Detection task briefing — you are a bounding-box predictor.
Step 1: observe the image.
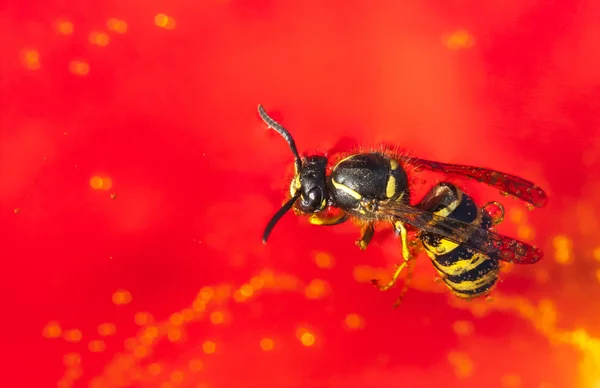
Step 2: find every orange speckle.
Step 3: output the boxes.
[98,323,116,336]
[148,363,162,376]
[169,312,183,326]
[14,208,20,214]
[199,286,214,301]
[502,374,522,388]
[64,329,83,343]
[22,49,40,70]
[155,14,176,29]
[595,268,600,284]
[89,31,110,46]
[260,337,275,351]
[553,235,573,264]
[133,345,147,358]
[167,327,182,342]
[181,308,195,322]
[448,352,473,379]
[144,325,159,339]
[305,279,328,300]
[171,371,184,383]
[344,313,364,330]
[352,265,376,283]
[250,276,264,290]
[593,247,600,262]
[88,339,106,352]
[259,269,275,287]
[107,18,128,33]
[314,252,335,268]
[517,225,535,241]
[63,352,81,367]
[56,20,74,35]
[509,207,526,224]
[69,60,90,76]
[300,332,315,347]
[57,378,72,388]
[192,299,206,312]
[189,359,203,372]
[209,311,225,325]
[452,320,474,336]
[112,289,132,305]
[202,340,216,354]
[43,321,62,338]
[134,311,152,325]
[240,284,254,297]
[445,29,475,50]
[90,176,103,189]
[66,367,83,380]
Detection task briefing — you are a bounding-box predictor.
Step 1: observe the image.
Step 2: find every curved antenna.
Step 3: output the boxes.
[257,104,302,173]
[262,193,301,244]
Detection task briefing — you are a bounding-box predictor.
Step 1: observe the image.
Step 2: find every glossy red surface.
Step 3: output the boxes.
[2,1,600,387]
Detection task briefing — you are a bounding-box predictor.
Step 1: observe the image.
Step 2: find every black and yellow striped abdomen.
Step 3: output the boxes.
[418,182,500,299]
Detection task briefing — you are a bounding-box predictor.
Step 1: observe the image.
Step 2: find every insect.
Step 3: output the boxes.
[257,104,547,305]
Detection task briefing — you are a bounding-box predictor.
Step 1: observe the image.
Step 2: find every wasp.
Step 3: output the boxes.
[257,104,547,305]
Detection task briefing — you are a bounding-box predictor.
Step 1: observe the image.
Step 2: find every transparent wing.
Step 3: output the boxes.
[376,200,543,264]
[409,158,548,208]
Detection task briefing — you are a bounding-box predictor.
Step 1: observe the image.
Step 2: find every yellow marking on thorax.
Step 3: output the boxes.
[386,175,396,198]
[430,252,488,276]
[334,154,358,167]
[331,178,362,200]
[390,159,399,170]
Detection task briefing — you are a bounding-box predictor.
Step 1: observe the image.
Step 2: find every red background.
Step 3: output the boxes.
[2,0,600,387]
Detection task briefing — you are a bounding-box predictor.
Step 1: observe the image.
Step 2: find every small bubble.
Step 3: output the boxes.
[260,338,275,351]
[110,193,117,199]
[434,276,443,283]
[499,191,509,197]
[483,201,505,226]
[526,203,535,211]
[13,208,20,214]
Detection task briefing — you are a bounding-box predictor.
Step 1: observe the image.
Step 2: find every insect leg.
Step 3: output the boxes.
[371,222,412,291]
[392,262,414,308]
[355,222,375,250]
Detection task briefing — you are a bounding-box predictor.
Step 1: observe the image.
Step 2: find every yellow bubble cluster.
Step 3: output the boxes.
[107,18,128,33]
[553,235,574,264]
[154,14,176,30]
[112,289,132,305]
[22,49,40,70]
[444,29,475,50]
[45,261,600,388]
[448,351,473,379]
[89,31,110,46]
[69,60,90,76]
[55,20,74,35]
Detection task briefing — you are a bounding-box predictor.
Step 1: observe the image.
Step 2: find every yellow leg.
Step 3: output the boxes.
[372,222,413,294]
[355,223,375,251]
[392,263,414,308]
